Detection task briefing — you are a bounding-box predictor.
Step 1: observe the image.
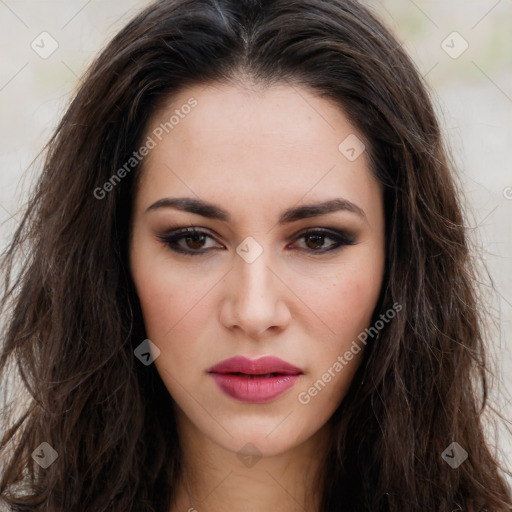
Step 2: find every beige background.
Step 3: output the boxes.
[1,0,511,480]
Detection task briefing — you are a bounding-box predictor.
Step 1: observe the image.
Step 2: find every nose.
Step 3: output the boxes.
[219,244,292,339]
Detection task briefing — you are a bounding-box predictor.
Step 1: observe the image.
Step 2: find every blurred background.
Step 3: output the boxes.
[0,0,511,481]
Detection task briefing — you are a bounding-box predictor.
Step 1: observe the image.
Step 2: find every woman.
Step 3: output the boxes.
[1,0,511,510]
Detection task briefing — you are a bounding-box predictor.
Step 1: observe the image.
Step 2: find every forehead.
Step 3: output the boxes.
[135,82,379,220]
[147,81,360,159]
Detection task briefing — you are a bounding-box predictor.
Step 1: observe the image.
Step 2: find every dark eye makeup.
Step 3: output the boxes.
[156,226,357,256]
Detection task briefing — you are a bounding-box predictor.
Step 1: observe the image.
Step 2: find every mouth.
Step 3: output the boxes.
[207,356,303,403]
[210,370,301,378]
[207,355,303,376]
[215,372,293,378]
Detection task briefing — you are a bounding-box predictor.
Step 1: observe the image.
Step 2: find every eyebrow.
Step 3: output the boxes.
[144,196,366,224]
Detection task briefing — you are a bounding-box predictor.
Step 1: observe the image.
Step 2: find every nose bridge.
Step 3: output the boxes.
[227,238,287,335]
[235,240,274,305]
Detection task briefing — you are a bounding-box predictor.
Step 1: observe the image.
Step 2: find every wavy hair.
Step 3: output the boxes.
[1,0,511,510]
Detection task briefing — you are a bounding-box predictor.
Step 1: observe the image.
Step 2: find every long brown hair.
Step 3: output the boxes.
[1,0,511,510]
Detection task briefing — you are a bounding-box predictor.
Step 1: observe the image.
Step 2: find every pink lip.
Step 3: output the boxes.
[207,356,303,403]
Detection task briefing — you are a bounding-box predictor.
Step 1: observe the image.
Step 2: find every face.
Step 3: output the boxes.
[129,82,385,457]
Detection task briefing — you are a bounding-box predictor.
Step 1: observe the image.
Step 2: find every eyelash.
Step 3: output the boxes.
[157,226,356,256]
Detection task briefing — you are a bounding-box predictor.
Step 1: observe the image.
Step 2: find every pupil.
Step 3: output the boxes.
[306,234,323,249]
[187,234,205,249]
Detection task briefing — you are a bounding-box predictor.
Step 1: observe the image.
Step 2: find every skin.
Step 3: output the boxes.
[128,81,385,512]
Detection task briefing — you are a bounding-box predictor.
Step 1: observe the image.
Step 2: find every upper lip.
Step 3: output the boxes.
[208,356,303,375]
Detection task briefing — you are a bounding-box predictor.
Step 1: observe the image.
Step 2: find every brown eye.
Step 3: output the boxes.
[184,232,207,250]
[304,233,326,250]
[157,227,222,256]
[293,229,356,253]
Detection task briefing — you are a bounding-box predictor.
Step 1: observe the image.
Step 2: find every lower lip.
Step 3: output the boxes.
[209,373,301,403]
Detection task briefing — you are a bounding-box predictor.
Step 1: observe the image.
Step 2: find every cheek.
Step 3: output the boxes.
[292,250,384,341]
[132,267,212,398]
[132,265,213,350]
[339,269,383,328]
[292,249,384,399]
[129,240,210,353]
[295,274,382,413]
